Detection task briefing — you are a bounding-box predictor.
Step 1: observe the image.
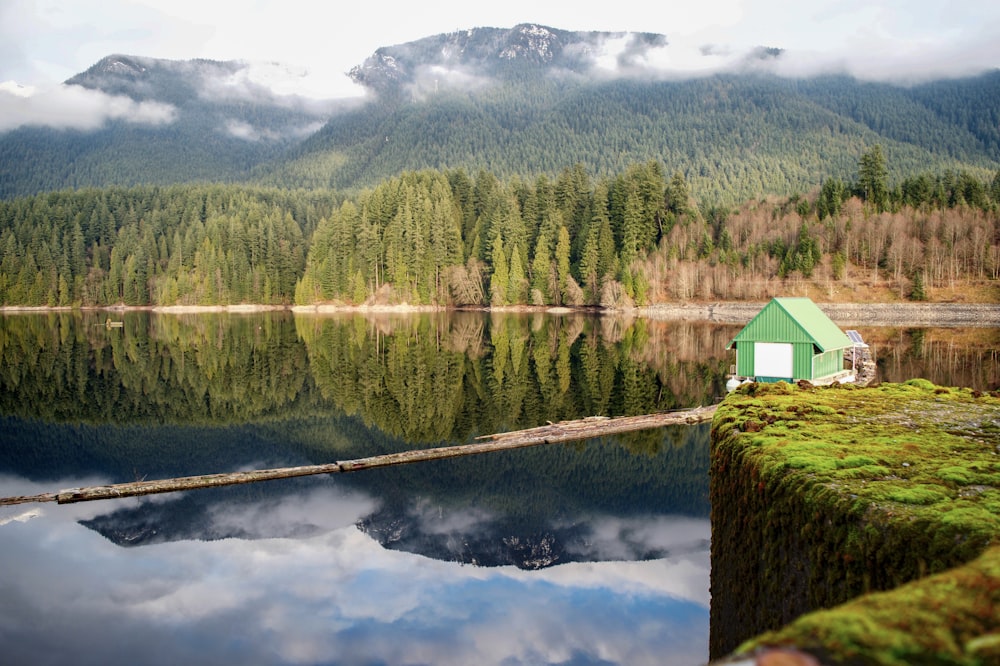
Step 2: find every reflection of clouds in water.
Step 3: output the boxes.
[568,514,711,560]
[399,499,709,553]
[0,479,708,665]
[539,557,711,608]
[0,506,42,526]
[407,496,496,535]
[204,485,378,537]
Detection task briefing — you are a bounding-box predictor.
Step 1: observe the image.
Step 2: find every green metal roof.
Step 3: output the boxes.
[727,297,852,352]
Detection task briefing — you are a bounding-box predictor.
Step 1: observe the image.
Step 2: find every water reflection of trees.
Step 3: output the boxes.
[867,327,1000,391]
[0,311,314,423]
[295,311,735,441]
[1,313,996,438]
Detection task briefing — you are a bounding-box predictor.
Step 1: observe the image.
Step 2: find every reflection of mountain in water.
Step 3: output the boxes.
[357,503,581,569]
[82,493,710,571]
[80,488,321,546]
[357,503,710,570]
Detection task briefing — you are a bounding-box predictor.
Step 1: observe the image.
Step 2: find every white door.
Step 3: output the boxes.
[754,342,793,378]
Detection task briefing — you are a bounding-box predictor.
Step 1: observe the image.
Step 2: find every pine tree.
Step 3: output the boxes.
[555,225,571,306]
[531,228,553,304]
[578,221,600,303]
[858,144,889,213]
[490,232,509,306]
[910,270,927,301]
[818,178,846,219]
[508,244,527,304]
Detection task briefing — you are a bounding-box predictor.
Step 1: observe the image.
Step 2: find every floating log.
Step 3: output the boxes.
[0,405,717,506]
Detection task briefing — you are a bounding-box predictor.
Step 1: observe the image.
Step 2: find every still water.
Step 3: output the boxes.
[0,311,997,666]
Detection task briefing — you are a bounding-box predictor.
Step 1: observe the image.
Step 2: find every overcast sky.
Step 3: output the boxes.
[0,0,998,131]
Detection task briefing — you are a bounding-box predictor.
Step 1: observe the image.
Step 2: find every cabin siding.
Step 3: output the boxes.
[812,349,843,380]
[792,344,814,380]
[735,345,754,378]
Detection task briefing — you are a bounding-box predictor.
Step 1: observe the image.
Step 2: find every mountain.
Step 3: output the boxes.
[263,24,1000,201]
[2,24,999,202]
[346,24,672,93]
[0,54,342,198]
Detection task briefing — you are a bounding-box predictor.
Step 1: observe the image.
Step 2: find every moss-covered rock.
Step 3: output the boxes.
[710,380,1000,661]
[738,545,1000,665]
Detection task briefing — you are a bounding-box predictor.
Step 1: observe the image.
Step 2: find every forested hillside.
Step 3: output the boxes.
[264,72,1000,204]
[1,156,997,308]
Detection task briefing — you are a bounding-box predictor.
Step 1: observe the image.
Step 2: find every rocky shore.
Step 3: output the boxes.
[2,301,998,327]
[641,301,1000,327]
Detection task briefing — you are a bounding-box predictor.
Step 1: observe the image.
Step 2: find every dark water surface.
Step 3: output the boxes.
[0,311,996,665]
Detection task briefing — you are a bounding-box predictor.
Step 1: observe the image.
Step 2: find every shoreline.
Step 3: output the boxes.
[639,301,1000,327]
[1,301,997,326]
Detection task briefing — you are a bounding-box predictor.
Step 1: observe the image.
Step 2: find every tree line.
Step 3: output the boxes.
[0,185,339,306]
[1,153,999,308]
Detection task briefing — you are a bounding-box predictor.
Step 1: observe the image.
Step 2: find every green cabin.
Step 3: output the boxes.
[727,297,853,384]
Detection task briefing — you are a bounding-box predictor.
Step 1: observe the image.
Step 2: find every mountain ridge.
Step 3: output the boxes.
[347,23,676,93]
[1,24,998,201]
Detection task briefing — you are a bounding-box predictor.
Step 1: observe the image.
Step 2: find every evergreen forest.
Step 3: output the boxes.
[1,152,999,308]
[264,73,1000,204]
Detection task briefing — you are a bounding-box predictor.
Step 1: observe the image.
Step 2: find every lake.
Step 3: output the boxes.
[1,310,997,666]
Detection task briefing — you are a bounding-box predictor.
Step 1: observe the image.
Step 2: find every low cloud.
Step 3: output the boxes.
[197,60,367,111]
[768,30,1000,83]
[223,119,282,142]
[560,29,999,84]
[546,33,757,83]
[0,81,176,132]
[224,117,326,142]
[405,63,492,100]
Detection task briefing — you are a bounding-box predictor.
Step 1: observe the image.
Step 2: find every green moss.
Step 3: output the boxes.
[835,464,891,479]
[715,382,1000,531]
[784,455,838,472]
[904,378,937,391]
[939,507,1000,533]
[939,466,975,485]
[887,484,950,505]
[839,455,878,468]
[710,381,1000,660]
[738,546,1000,666]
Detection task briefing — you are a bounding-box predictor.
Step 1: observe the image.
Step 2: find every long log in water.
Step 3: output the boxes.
[0,405,717,506]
